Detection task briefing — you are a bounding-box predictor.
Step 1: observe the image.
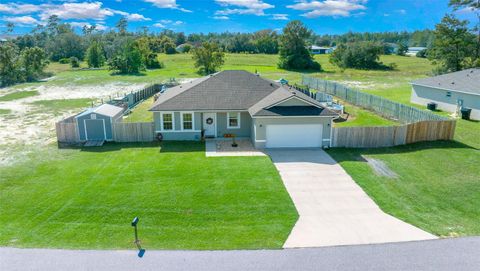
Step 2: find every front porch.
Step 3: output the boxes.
[205,138,266,157]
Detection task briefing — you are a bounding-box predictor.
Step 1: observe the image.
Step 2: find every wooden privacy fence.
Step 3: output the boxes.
[332,120,456,148]
[112,122,155,142]
[55,116,79,143]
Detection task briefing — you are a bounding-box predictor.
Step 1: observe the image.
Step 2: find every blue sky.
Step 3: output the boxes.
[0,0,474,35]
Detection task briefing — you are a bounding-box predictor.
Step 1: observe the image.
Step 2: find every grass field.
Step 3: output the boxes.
[1,53,479,249]
[0,91,39,101]
[0,141,297,249]
[327,119,480,237]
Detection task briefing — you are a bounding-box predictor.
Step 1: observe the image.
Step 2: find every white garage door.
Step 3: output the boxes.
[266,124,323,148]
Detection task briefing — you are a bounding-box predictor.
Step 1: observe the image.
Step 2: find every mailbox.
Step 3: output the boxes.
[131,217,139,227]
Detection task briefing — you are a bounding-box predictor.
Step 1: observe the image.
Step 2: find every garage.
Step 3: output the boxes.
[266,124,323,148]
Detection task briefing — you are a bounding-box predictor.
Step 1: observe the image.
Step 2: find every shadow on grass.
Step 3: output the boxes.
[328,140,478,163]
[58,141,205,153]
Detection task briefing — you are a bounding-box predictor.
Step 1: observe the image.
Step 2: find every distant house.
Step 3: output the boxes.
[411,69,480,120]
[310,45,334,55]
[407,47,427,56]
[149,70,338,148]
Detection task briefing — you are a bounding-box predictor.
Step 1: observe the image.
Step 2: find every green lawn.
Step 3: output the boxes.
[124,97,154,122]
[0,91,39,101]
[0,141,297,249]
[327,119,480,237]
[333,102,398,127]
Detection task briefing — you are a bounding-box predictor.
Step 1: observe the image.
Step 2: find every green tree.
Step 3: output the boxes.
[86,41,106,68]
[134,37,161,69]
[429,15,477,72]
[108,41,144,74]
[116,17,128,35]
[329,42,385,70]
[450,0,480,59]
[70,56,80,68]
[21,47,48,81]
[278,20,321,70]
[396,43,408,56]
[252,30,278,54]
[192,42,225,75]
[0,43,21,86]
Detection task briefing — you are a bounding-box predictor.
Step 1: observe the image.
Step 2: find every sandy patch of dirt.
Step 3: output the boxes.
[0,82,147,167]
[362,155,398,179]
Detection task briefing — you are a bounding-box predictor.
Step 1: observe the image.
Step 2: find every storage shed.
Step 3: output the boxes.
[75,104,124,141]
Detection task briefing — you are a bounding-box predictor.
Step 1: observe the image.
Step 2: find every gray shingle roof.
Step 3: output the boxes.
[411,68,480,95]
[254,106,335,117]
[76,104,124,118]
[150,70,280,111]
[150,70,337,118]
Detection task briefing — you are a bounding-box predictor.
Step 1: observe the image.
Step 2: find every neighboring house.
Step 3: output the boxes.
[76,104,124,141]
[149,70,338,148]
[411,68,480,120]
[310,45,334,55]
[406,47,427,56]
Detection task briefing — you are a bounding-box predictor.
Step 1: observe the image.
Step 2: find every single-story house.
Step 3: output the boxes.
[406,47,427,56]
[149,70,338,148]
[76,103,124,141]
[411,68,480,120]
[310,45,334,55]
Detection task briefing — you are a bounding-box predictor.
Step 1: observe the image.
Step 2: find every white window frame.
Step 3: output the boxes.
[160,112,175,131]
[181,111,194,131]
[227,112,241,129]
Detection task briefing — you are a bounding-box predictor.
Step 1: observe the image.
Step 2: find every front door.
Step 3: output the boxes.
[203,113,216,138]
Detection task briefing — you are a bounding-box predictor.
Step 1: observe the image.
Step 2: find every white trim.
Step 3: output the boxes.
[180,111,194,131]
[151,109,248,113]
[215,113,218,137]
[155,130,201,133]
[266,95,322,109]
[227,112,241,129]
[322,139,331,141]
[160,112,175,131]
[255,139,266,142]
[84,118,106,141]
[411,83,480,97]
[329,119,333,147]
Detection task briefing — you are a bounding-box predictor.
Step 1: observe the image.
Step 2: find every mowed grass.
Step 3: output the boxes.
[30,98,93,115]
[0,91,39,101]
[327,119,480,236]
[0,141,298,249]
[333,102,398,127]
[124,97,154,122]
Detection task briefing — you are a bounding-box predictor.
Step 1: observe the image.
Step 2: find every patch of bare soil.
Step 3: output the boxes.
[0,82,147,167]
[362,155,398,179]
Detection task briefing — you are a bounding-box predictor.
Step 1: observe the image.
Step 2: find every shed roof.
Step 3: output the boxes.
[411,68,480,96]
[77,104,124,118]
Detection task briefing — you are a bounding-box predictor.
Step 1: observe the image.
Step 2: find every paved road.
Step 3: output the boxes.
[267,149,436,248]
[1,238,479,271]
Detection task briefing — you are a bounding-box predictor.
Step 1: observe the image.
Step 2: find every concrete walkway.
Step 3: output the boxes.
[267,149,436,248]
[1,237,479,271]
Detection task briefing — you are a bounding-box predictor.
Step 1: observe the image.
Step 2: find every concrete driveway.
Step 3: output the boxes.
[267,149,436,248]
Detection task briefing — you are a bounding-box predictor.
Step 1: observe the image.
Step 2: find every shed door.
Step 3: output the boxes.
[85,119,106,140]
[266,124,322,148]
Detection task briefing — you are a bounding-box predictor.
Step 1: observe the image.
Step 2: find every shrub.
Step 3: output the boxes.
[70,57,80,68]
[329,42,386,70]
[59,58,70,64]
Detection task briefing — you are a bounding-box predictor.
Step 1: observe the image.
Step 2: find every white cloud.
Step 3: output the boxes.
[153,20,184,28]
[0,3,41,15]
[70,22,108,31]
[215,0,274,16]
[126,13,151,21]
[2,16,39,25]
[39,2,115,21]
[153,23,166,28]
[213,16,230,20]
[396,9,406,15]
[143,0,191,12]
[271,14,289,20]
[287,0,367,18]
